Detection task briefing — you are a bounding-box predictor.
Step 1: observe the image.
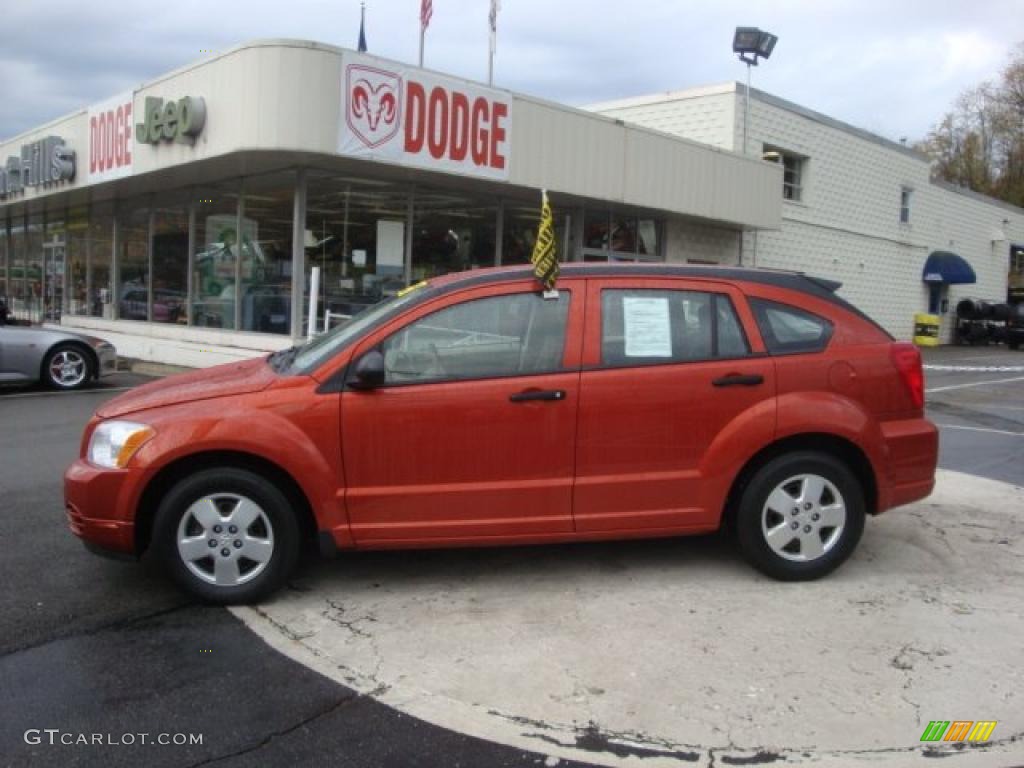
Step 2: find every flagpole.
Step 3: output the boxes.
[418,25,424,67]
[488,0,498,86]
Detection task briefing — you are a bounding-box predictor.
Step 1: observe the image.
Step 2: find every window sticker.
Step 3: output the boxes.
[623,296,672,357]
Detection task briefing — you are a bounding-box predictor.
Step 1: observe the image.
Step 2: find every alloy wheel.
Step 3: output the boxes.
[176,493,275,586]
[760,473,846,562]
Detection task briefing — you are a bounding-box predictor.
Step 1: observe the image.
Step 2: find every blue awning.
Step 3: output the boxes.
[922,251,976,284]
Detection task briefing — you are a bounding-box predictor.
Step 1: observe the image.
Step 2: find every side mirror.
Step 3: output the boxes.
[350,350,386,390]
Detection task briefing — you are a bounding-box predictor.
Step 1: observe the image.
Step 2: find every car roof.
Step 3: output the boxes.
[426,263,886,336]
[431,262,838,291]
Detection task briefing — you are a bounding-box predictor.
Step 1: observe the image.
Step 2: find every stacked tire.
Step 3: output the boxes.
[957,298,1023,349]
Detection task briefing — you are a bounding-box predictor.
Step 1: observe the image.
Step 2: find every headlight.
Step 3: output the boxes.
[87,421,155,469]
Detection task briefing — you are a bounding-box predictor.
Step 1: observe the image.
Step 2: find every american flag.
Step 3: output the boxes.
[420,0,433,30]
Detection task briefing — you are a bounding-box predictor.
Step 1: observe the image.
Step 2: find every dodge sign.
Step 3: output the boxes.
[339,53,511,181]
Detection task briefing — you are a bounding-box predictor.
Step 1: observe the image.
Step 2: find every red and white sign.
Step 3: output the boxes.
[339,54,511,182]
[88,92,134,182]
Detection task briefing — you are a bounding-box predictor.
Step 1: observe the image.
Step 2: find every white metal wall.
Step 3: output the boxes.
[595,84,1024,341]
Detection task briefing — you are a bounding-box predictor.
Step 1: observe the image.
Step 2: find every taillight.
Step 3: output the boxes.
[890,342,924,410]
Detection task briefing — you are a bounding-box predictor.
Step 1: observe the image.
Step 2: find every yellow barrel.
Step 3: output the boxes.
[913,313,940,346]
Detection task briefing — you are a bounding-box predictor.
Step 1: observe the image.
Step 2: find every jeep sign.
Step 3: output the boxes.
[338,53,511,181]
[137,96,207,146]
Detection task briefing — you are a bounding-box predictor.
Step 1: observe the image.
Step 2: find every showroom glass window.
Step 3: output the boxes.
[192,183,241,330]
[502,200,569,265]
[0,215,7,302]
[9,212,25,308]
[583,210,660,262]
[26,212,43,316]
[44,212,66,320]
[152,193,189,325]
[380,291,571,384]
[305,174,410,330]
[66,206,90,316]
[88,203,114,318]
[412,188,497,280]
[116,201,150,321]
[240,171,294,335]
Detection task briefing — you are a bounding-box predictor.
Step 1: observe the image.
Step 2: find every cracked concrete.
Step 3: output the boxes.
[233,470,1024,767]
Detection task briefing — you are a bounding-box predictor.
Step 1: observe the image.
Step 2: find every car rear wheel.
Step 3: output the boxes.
[735,451,865,581]
[153,468,300,603]
[43,344,92,390]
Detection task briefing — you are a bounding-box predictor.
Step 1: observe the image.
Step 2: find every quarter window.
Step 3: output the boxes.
[601,289,749,366]
[380,291,571,384]
[750,298,833,354]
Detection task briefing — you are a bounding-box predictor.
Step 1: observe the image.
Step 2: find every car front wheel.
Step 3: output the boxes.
[153,468,300,603]
[43,344,92,390]
[735,451,865,581]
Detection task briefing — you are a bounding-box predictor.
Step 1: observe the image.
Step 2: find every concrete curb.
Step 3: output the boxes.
[117,358,196,378]
[233,470,1024,768]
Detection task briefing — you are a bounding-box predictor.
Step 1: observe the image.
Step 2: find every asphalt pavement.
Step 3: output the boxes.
[1,347,1022,768]
[0,373,599,768]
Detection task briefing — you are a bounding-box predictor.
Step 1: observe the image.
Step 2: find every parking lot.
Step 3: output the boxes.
[1,347,1022,767]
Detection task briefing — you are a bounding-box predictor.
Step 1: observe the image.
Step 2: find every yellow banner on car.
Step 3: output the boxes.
[530,190,558,292]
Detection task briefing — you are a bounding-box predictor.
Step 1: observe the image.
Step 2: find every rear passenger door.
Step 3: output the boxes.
[573,278,776,533]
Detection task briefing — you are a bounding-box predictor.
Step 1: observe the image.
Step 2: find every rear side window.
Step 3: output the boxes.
[601,289,750,366]
[750,298,833,354]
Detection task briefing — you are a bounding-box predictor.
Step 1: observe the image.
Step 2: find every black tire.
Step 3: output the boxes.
[735,451,865,581]
[152,468,301,604]
[42,343,93,390]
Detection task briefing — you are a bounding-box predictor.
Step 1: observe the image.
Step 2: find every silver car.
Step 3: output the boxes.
[0,323,117,390]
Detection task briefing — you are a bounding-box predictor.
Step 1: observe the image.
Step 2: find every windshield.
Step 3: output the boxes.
[287,289,428,374]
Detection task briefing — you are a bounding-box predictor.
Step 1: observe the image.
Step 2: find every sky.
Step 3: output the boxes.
[0,0,1020,143]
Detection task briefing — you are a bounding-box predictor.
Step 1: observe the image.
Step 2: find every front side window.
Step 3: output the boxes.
[750,298,833,354]
[380,291,571,384]
[601,289,749,366]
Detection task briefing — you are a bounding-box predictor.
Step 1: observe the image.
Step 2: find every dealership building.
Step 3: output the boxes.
[0,39,778,366]
[1,39,1021,366]
[590,83,1024,342]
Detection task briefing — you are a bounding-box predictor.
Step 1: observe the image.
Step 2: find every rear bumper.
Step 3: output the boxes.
[876,417,939,512]
[64,459,140,554]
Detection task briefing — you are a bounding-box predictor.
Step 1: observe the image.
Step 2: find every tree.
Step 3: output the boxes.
[917,43,1024,208]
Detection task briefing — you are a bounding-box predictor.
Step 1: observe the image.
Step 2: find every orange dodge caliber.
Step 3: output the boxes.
[66,265,938,603]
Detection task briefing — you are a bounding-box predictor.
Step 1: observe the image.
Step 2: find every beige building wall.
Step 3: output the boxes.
[592,84,1024,341]
[0,41,780,235]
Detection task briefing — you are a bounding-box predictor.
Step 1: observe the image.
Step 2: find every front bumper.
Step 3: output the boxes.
[95,345,118,378]
[64,459,140,554]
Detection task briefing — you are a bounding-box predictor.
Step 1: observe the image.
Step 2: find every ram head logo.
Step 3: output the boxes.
[345,65,402,149]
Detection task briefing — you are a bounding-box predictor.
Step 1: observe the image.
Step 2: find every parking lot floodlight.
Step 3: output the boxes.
[733,26,779,155]
[733,27,762,62]
[756,31,778,59]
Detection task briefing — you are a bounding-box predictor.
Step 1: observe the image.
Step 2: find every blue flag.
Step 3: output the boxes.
[358,4,367,52]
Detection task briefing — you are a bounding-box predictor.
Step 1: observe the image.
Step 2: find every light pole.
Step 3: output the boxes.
[732,27,778,155]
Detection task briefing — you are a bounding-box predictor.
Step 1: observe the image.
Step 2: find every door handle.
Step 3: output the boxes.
[712,373,764,387]
[509,389,566,402]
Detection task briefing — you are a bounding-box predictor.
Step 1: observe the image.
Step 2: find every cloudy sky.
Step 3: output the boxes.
[0,0,1019,143]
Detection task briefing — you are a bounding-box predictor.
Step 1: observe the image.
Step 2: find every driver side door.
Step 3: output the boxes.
[340,280,584,545]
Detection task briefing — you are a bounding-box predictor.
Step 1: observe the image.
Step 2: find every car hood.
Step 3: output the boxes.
[96,356,276,419]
